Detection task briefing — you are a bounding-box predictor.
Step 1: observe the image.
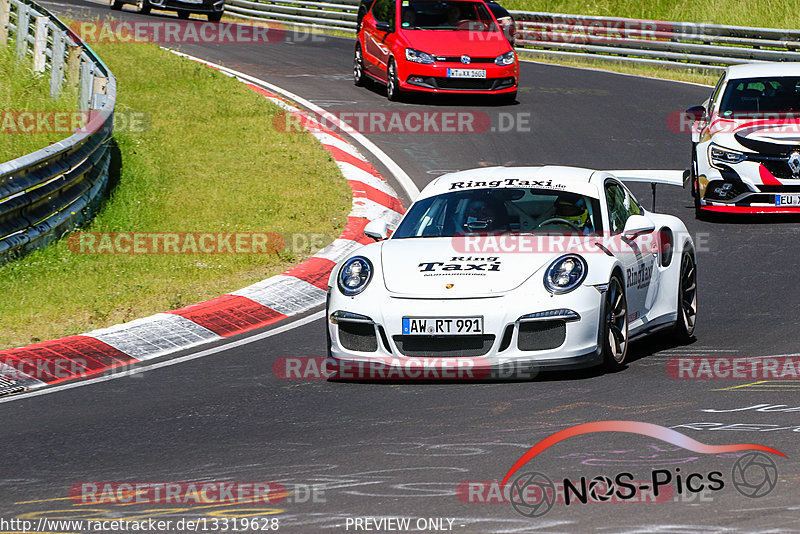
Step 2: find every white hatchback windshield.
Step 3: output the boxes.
[719,76,800,115]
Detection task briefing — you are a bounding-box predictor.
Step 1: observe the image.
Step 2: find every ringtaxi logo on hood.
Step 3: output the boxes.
[418,257,501,274]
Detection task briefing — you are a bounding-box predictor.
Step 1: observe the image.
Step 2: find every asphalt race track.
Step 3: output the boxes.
[2,1,800,532]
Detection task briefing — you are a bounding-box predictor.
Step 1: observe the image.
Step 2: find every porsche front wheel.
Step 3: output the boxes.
[673,251,697,342]
[602,275,629,371]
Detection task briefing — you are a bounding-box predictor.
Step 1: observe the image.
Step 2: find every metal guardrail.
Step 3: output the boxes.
[224,0,358,31]
[0,0,115,262]
[223,1,800,72]
[510,11,800,72]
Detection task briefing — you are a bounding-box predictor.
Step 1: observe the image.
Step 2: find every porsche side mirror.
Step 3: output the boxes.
[622,215,656,240]
[376,21,393,33]
[364,219,389,241]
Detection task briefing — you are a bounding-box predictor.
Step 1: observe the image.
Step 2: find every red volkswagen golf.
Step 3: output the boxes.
[355,0,519,102]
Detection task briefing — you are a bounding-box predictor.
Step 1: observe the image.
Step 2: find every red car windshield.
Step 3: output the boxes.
[400,1,498,32]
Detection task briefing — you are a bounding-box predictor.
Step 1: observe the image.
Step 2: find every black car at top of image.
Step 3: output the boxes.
[110,0,225,22]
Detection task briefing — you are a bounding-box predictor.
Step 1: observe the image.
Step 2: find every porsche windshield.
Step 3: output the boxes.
[400,1,498,31]
[392,188,603,238]
[719,76,800,115]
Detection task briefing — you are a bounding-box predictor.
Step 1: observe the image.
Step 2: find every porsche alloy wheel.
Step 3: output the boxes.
[602,276,628,371]
[674,252,698,341]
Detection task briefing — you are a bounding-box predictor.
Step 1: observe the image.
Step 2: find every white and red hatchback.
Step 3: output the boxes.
[687,62,800,215]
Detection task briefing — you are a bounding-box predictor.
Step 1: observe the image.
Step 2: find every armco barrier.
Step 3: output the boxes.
[0,0,115,262]
[223,1,800,71]
[225,0,358,31]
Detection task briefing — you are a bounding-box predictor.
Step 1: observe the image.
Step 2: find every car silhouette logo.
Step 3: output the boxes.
[460,55,471,64]
[788,151,800,176]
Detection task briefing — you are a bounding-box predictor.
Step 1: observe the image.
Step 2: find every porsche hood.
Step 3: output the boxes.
[379,238,561,297]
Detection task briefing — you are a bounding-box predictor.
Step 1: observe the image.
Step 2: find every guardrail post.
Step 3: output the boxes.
[14,3,28,59]
[91,76,107,109]
[50,27,65,97]
[32,14,47,72]
[65,43,81,90]
[0,0,10,46]
[79,59,92,111]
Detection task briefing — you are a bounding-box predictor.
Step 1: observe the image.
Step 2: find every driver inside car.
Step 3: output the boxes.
[462,198,509,232]
[553,195,594,234]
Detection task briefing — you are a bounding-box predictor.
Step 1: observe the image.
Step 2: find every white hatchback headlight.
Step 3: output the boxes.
[709,144,746,166]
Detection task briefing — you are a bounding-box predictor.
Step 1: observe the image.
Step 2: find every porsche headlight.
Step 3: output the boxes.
[709,144,746,166]
[405,48,435,64]
[495,50,515,66]
[338,256,373,296]
[544,254,587,294]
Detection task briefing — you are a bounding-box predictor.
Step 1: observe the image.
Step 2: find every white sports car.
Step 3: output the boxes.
[687,62,800,215]
[326,166,697,378]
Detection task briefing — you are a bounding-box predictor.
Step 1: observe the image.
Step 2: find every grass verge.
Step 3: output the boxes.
[0,39,351,349]
[502,0,800,29]
[0,47,78,162]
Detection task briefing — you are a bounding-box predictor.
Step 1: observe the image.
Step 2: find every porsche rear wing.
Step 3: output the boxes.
[608,169,691,211]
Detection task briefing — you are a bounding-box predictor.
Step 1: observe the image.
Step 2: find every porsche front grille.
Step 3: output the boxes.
[392,335,495,357]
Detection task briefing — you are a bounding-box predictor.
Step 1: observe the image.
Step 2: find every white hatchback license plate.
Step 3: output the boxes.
[402,317,483,335]
[775,194,800,206]
[447,68,487,79]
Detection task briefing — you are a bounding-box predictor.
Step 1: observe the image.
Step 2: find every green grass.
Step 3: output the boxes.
[0,47,79,162]
[0,39,351,349]
[502,0,800,29]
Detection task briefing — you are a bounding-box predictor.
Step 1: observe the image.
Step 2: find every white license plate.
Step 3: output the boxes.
[180,0,203,4]
[775,194,800,206]
[402,317,483,335]
[447,68,487,79]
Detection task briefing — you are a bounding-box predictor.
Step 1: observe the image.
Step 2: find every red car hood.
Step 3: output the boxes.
[401,29,512,57]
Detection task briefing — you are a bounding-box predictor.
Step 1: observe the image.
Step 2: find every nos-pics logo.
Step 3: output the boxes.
[501,421,783,518]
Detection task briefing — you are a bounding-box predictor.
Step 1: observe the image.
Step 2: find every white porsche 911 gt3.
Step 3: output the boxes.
[326,166,697,378]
